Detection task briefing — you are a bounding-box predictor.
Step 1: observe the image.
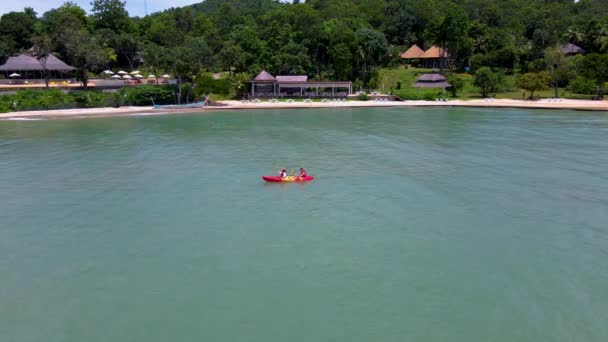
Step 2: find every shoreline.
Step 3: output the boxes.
[1,98,607,120]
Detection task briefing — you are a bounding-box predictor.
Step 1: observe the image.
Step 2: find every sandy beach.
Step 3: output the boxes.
[1,98,607,120]
[0,106,157,120]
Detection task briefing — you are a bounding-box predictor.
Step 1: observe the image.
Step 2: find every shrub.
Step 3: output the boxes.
[0,89,113,112]
[357,93,369,101]
[492,69,509,92]
[9,89,75,110]
[0,96,12,113]
[124,85,175,106]
[71,91,107,108]
[194,73,232,98]
[423,92,437,101]
[567,76,596,95]
[446,76,465,97]
[111,91,124,108]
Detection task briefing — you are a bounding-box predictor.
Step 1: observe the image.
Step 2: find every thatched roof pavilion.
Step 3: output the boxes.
[414,73,451,88]
[249,71,351,98]
[0,52,76,80]
[0,53,75,71]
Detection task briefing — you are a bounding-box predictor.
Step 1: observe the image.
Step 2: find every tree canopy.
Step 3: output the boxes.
[0,0,607,93]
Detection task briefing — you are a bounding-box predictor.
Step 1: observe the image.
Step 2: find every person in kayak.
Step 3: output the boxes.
[298,168,307,178]
[279,169,287,178]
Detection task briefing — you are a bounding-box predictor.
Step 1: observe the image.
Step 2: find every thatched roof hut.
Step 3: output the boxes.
[560,43,585,55]
[414,73,451,88]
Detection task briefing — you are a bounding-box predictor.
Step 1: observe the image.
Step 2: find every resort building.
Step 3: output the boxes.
[249,71,352,98]
[0,52,76,84]
[401,45,451,69]
[400,44,425,60]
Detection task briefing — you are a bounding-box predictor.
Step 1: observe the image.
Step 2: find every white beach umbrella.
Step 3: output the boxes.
[134,74,144,79]
[117,70,128,75]
[111,74,121,79]
[147,74,156,78]
[122,75,133,79]
[162,74,170,79]
[130,70,141,75]
[9,73,21,78]
[103,70,114,74]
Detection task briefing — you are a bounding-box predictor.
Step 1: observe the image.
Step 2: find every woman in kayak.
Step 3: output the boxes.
[298,168,307,178]
[279,169,287,178]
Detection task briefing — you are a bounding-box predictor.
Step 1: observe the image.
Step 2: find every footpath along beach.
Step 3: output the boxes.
[1,98,607,120]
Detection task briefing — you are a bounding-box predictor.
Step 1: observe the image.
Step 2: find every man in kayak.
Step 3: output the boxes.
[298,168,307,178]
[279,169,287,178]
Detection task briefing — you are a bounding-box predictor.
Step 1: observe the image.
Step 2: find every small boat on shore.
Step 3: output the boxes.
[153,101,207,109]
[262,175,314,182]
[152,96,209,109]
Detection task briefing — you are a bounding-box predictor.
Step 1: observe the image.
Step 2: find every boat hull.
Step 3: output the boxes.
[262,176,314,182]
[153,101,207,109]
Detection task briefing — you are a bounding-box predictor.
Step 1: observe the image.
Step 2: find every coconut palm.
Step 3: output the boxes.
[230,72,251,99]
[596,27,608,52]
[563,28,584,45]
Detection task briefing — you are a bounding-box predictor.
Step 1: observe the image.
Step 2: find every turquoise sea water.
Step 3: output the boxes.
[1,107,608,342]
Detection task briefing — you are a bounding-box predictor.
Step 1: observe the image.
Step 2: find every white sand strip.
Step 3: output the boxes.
[1,99,606,120]
[0,106,154,119]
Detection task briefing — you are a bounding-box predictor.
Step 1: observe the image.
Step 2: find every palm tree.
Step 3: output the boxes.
[230,72,251,99]
[595,27,608,52]
[563,28,584,46]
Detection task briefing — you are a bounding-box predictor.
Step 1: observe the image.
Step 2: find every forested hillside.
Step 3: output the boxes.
[1,0,608,95]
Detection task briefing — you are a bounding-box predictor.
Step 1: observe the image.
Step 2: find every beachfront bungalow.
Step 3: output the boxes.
[401,45,450,69]
[413,73,451,89]
[249,71,352,98]
[0,52,76,84]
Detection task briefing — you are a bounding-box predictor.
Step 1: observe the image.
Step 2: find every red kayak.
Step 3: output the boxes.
[262,175,315,182]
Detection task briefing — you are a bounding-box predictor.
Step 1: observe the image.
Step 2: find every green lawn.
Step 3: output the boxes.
[377,66,596,100]
[378,66,444,100]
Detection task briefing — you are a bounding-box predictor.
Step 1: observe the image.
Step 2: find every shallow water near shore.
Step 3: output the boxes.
[1,107,608,342]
